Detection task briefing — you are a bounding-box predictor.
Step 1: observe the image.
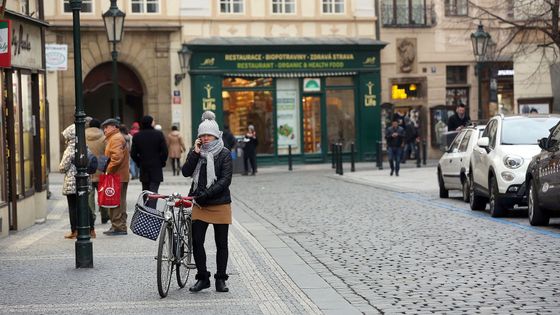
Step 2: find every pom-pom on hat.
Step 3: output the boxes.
[201,110,216,121]
[197,119,221,138]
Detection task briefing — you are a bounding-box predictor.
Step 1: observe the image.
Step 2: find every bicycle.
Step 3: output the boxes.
[146,192,195,298]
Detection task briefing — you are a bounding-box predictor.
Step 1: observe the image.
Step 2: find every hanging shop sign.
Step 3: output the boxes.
[45,44,68,71]
[303,78,321,92]
[0,19,11,68]
[10,18,42,69]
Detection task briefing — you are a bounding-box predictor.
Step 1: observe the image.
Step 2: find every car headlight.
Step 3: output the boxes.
[503,155,524,169]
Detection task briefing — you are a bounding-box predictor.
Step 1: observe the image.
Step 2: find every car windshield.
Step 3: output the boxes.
[501,117,560,145]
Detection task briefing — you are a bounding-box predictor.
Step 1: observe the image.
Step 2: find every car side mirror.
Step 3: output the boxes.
[538,137,548,150]
[477,137,490,148]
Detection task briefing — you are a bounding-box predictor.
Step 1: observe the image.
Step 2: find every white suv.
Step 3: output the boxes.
[469,114,560,217]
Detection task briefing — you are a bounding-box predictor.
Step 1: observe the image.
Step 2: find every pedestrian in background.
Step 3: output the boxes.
[167,125,186,176]
[60,124,95,239]
[222,124,237,151]
[182,116,233,293]
[101,118,130,236]
[242,125,258,176]
[131,115,168,195]
[447,103,470,131]
[85,118,109,224]
[129,121,140,179]
[401,117,419,163]
[385,119,405,177]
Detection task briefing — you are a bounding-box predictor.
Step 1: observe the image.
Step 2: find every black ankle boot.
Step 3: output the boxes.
[189,272,211,292]
[214,274,229,292]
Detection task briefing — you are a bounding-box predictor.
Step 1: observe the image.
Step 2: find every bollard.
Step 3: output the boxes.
[331,143,335,169]
[335,144,340,174]
[376,141,383,170]
[350,142,355,172]
[288,145,293,171]
[416,141,421,168]
[338,143,344,175]
[422,140,427,165]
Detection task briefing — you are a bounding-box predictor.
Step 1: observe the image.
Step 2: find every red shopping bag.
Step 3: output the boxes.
[98,174,121,208]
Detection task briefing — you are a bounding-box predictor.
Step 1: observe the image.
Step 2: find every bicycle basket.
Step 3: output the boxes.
[130,191,164,241]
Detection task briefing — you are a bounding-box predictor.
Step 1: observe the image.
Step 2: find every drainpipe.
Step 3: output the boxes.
[374,0,380,40]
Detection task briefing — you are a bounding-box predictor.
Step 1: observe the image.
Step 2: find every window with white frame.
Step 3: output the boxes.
[220,0,244,13]
[131,0,160,13]
[322,0,344,13]
[444,0,468,16]
[272,0,295,14]
[63,0,92,13]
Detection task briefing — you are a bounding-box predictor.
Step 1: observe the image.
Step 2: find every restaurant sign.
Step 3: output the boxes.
[0,20,10,68]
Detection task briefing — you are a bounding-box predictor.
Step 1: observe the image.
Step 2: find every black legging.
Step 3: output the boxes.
[171,158,180,174]
[67,193,95,232]
[192,220,229,278]
[243,150,257,174]
[142,182,160,209]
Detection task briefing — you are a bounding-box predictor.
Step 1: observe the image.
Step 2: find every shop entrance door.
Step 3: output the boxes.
[302,96,323,160]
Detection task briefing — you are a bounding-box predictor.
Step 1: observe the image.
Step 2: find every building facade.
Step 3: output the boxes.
[0,1,49,237]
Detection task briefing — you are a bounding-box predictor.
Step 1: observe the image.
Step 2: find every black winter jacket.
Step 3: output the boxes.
[182,147,232,206]
[131,128,168,183]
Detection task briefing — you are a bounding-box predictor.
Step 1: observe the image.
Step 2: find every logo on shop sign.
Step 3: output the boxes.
[202,84,216,111]
[105,187,116,197]
[363,56,376,65]
[364,81,376,107]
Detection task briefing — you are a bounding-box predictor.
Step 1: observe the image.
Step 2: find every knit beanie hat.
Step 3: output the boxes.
[201,110,216,121]
[197,119,221,138]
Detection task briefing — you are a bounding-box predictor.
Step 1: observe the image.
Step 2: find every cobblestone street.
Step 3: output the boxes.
[231,164,560,314]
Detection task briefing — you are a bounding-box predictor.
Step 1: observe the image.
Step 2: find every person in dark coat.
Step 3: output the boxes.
[447,103,470,131]
[130,115,168,194]
[182,116,233,293]
[222,124,237,151]
[385,120,405,176]
[242,124,258,175]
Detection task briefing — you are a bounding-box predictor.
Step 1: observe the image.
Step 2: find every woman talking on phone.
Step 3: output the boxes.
[182,113,233,293]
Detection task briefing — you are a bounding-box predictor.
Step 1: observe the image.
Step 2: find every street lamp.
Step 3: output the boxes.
[70,0,93,268]
[102,0,125,121]
[471,23,491,120]
[175,45,192,86]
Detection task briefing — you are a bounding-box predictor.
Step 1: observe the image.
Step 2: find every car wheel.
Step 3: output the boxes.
[469,174,486,210]
[438,169,449,199]
[489,177,506,217]
[461,175,470,203]
[528,180,550,226]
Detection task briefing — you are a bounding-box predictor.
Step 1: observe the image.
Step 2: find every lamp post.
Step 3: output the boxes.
[471,23,491,120]
[70,0,93,268]
[103,0,125,121]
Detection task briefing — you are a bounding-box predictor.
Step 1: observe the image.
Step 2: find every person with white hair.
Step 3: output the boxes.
[182,114,233,293]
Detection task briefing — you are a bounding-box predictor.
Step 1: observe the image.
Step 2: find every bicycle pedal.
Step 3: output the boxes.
[187,263,196,269]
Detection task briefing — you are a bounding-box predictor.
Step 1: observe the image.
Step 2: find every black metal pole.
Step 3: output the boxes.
[416,140,421,168]
[331,143,335,169]
[111,42,120,121]
[422,140,427,166]
[335,144,340,174]
[70,0,93,268]
[288,145,292,171]
[477,61,482,120]
[338,144,343,176]
[350,142,355,172]
[376,141,383,170]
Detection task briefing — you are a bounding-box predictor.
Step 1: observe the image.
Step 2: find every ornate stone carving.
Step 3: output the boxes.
[397,38,417,73]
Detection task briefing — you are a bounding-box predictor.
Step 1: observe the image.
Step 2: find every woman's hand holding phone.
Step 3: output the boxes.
[194,138,202,153]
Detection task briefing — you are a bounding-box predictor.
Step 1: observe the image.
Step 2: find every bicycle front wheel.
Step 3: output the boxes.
[176,215,193,288]
[157,222,174,298]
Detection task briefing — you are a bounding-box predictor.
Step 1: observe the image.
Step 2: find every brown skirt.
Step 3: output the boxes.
[192,203,232,224]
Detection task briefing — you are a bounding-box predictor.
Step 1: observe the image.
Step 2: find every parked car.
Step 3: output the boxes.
[469,114,560,217]
[438,124,486,201]
[525,121,560,225]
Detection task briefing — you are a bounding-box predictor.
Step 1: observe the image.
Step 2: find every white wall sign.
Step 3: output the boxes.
[45,44,68,71]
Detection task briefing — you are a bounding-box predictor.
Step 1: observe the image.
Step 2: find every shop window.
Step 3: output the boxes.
[223,77,272,88]
[223,80,274,155]
[302,96,322,154]
[327,89,355,151]
[131,0,159,13]
[446,87,469,107]
[383,0,429,26]
[446,66,468,84]
[220,0,244,13]
[21,74,34,193]
[12,73,22,196]
[391,83,421,100]
[272,0,295,14]
[63,0,92,13]
[39,74,47,187]
[326,76,353,86]
[0,72,4,204]
[322,0,344,14]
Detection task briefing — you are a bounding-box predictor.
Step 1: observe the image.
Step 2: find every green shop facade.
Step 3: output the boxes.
[185,37,386,164]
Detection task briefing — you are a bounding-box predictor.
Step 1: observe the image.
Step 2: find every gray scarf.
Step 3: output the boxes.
[192,138,224,190]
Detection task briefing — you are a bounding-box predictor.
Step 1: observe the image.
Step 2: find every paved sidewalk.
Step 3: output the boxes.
[0,171,359,315]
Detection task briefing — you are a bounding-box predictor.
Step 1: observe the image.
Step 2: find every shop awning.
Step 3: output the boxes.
[223,71,357,78]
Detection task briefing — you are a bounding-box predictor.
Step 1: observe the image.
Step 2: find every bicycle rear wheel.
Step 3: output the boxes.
[157,222,174,298]
[176,214,193,288]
